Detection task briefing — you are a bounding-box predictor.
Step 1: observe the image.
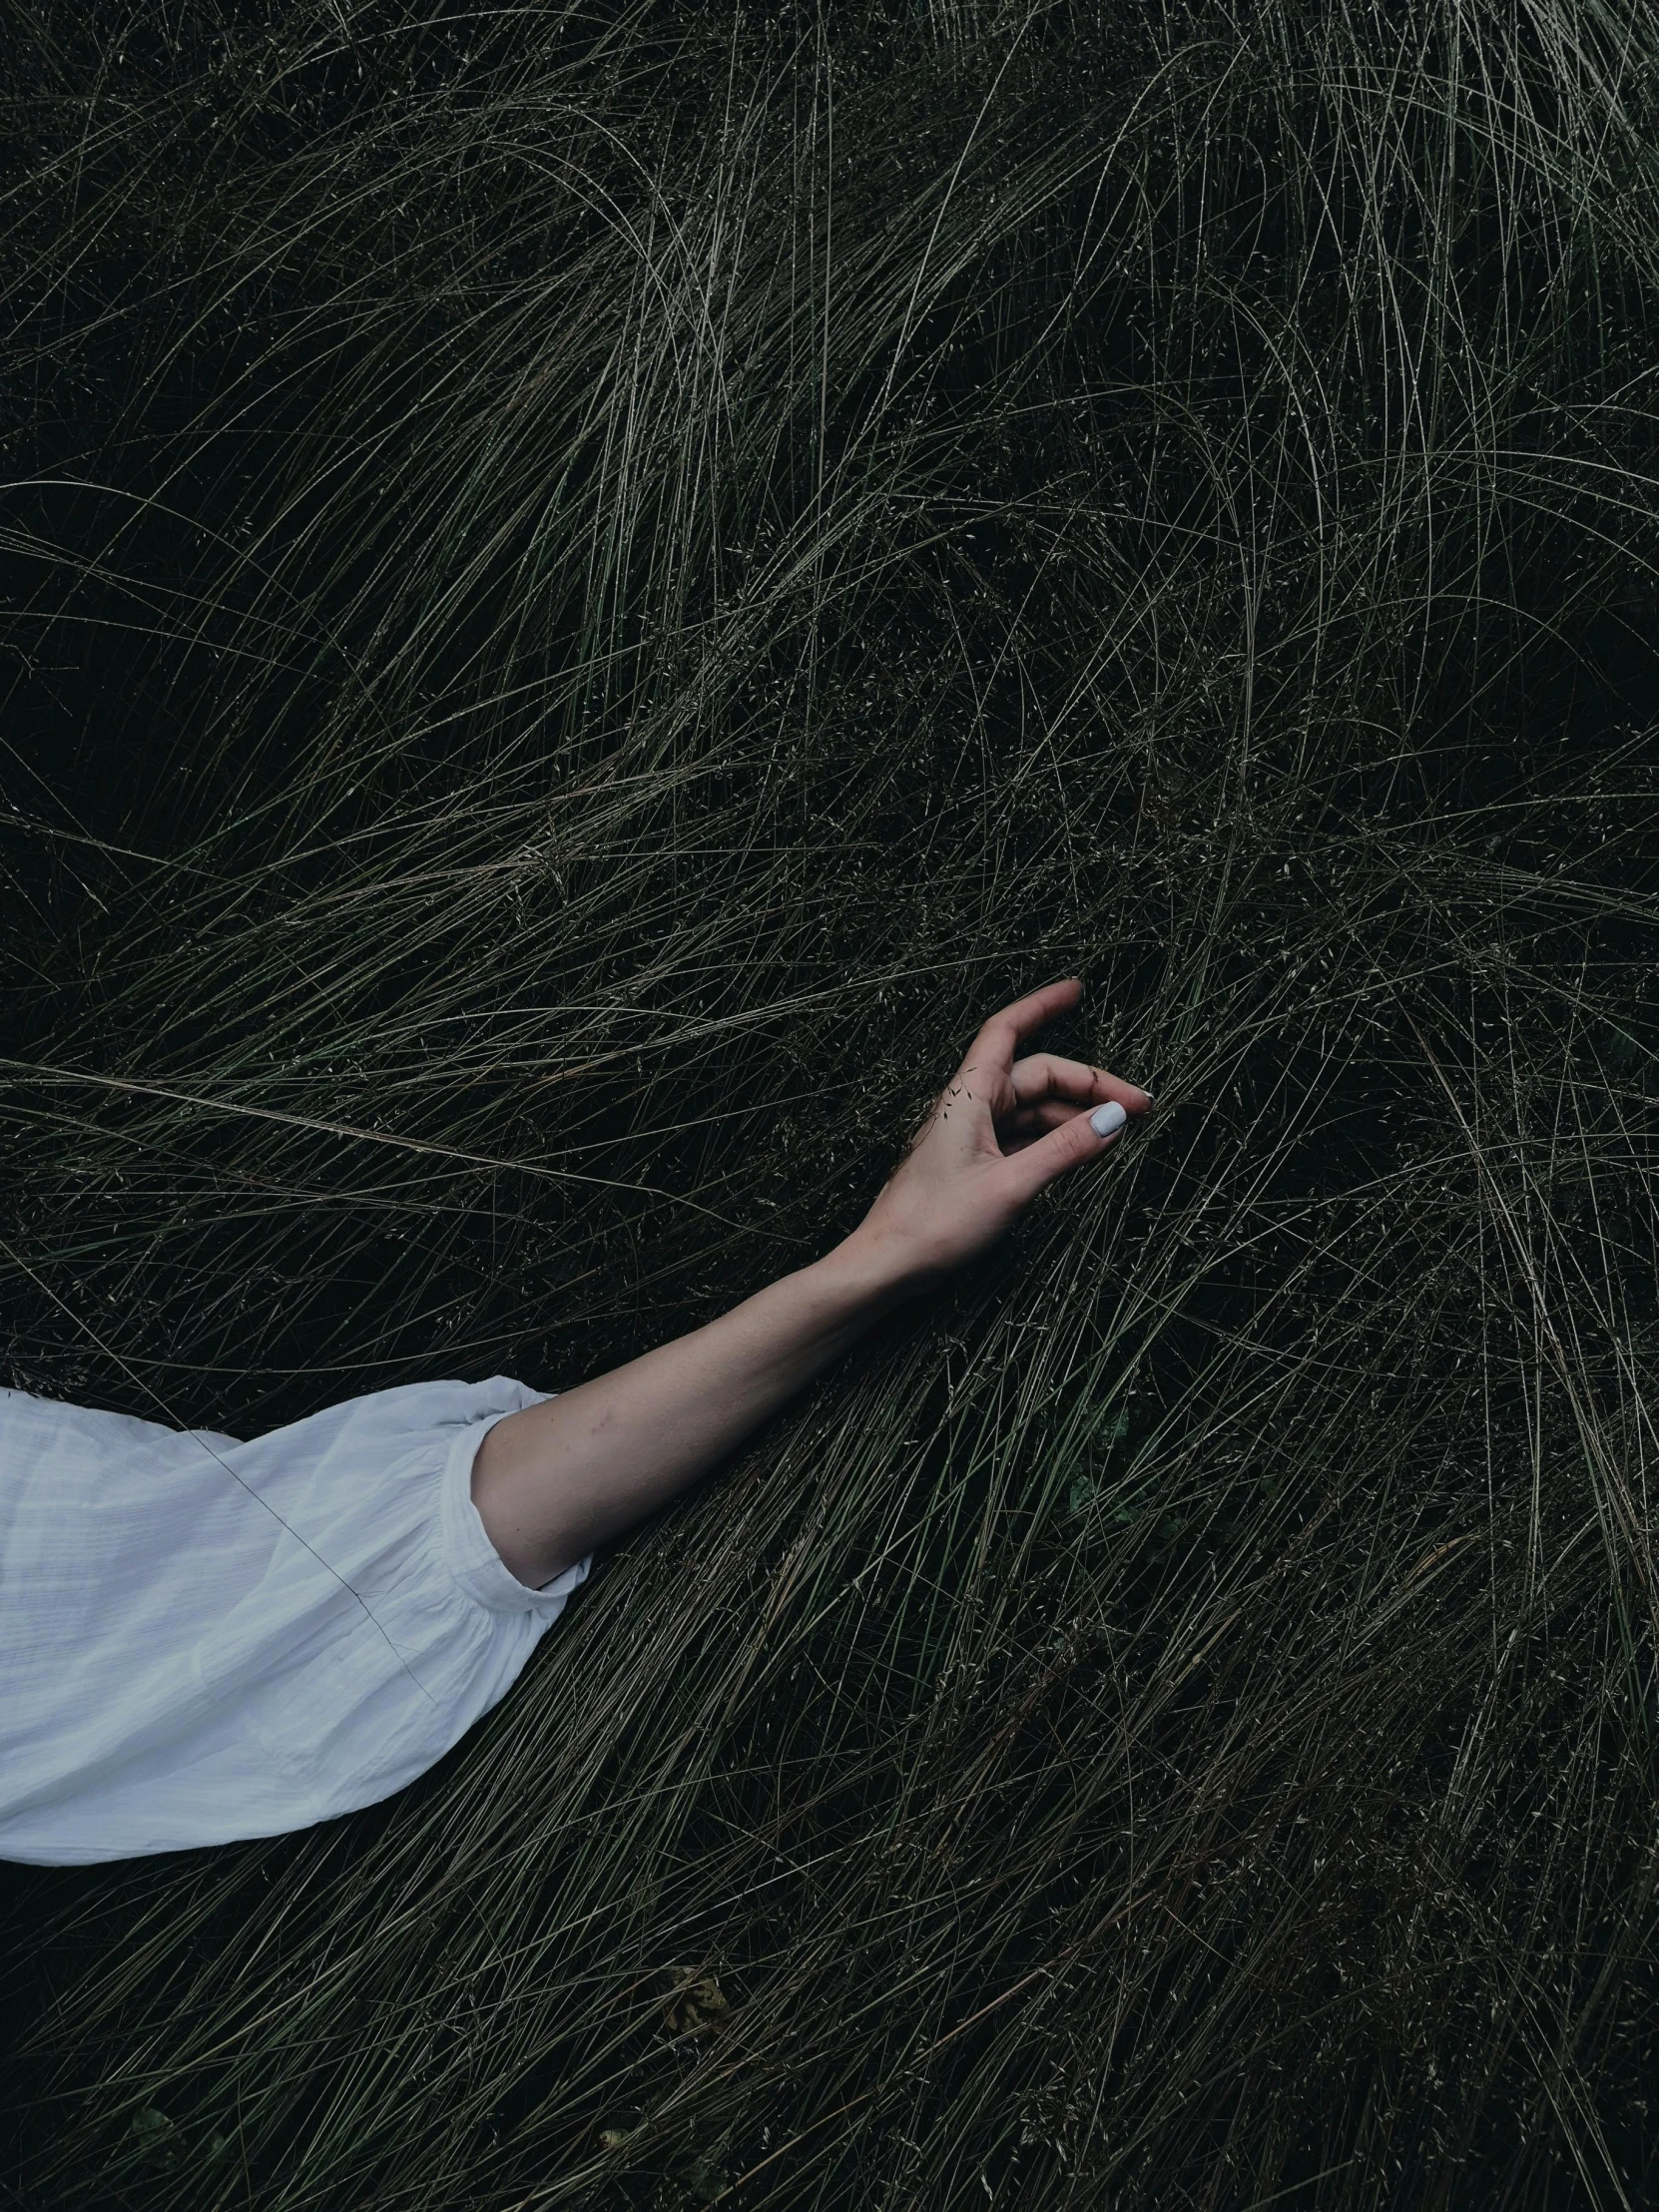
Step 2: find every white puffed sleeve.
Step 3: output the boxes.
[0,1378,590,1866]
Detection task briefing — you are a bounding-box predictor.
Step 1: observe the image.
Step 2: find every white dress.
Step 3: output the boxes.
[0,1376,590,1865]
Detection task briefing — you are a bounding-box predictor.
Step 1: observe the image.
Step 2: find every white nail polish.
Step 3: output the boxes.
[1090,1101,1127,1138]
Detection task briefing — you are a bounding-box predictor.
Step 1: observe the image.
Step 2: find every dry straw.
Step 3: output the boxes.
[2,0,1658,2204]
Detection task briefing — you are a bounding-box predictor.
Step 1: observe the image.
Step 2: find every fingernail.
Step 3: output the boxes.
[1090,1101,1127,1138]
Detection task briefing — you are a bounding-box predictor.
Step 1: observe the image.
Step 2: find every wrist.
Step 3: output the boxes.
[813,1227,938,1314]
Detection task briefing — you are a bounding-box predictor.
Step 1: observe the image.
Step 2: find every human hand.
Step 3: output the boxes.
[842,978,1152,1294]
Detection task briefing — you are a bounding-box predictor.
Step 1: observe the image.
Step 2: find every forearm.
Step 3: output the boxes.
[471,1233,916,1587]
[469,979,1149,1591]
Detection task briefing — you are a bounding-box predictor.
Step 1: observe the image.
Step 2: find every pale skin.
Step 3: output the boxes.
[472,978,1153,1587]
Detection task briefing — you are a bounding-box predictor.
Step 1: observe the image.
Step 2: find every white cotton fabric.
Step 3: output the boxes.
[0,1377,590,1866]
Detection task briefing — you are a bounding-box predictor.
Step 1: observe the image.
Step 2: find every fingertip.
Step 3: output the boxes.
[1089,1101,1128,1139]
[1036,975,1082,1012]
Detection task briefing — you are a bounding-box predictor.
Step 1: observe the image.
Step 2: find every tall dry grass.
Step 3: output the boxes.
[2,0,1658,2204]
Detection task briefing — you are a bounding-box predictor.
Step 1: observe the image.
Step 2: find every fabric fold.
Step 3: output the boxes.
[437,1408,593,1615]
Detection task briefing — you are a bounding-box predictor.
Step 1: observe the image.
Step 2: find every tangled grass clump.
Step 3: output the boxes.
[3,0,1659,2204]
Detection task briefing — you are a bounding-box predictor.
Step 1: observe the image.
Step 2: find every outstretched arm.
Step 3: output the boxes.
[470,978,1152,1587]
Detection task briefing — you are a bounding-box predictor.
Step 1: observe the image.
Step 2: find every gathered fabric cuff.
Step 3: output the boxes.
[438,1401,593,1616]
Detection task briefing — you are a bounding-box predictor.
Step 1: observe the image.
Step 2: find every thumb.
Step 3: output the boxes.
[1002,1099,1128,1206]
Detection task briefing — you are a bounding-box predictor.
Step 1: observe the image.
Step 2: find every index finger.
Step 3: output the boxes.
[962,977,1083,1074]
